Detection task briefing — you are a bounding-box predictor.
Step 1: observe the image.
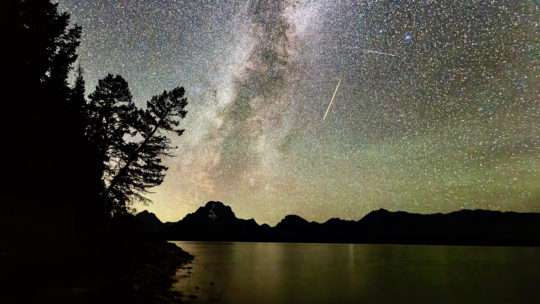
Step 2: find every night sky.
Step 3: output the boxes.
[57,0,539,225]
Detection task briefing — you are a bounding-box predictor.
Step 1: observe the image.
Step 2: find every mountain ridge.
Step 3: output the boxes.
[135,202,540,246]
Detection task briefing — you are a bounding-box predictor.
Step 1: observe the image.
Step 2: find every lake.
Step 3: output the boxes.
[172,241,540,303]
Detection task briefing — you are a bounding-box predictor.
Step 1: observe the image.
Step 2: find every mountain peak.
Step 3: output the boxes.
[184,201,237,222]
[135,210,164,231]
[283,214,308,221]
[135,210,161,221]
[276,214,309,228]
[363,208,391,217]
[205,201,226,209]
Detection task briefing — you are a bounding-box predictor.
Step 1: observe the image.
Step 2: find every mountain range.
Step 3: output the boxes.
[136,201,540,246]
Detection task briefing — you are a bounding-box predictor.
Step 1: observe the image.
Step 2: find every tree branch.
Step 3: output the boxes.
[100,104,173,200]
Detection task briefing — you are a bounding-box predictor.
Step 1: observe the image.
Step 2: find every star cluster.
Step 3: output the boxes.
[57,0,540,224]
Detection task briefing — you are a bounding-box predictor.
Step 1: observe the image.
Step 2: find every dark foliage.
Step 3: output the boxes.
[3,1,191,303]
[85,74,137,214]
[97,86,188,214]
[83,74,188,214]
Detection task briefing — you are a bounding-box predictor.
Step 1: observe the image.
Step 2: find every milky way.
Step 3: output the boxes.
[57,0,540,224]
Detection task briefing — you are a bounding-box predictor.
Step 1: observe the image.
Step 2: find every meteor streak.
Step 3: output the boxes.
[361,49,397,57]
[323,76,342,120]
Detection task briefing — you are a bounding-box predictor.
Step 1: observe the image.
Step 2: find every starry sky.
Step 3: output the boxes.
[57,0,540,225]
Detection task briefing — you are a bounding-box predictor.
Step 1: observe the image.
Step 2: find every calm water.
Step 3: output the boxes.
[172,241,540,304]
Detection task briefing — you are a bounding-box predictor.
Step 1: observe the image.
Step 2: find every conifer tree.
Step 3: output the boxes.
[86,76,188,214]
[102,88,188,213]
[70,63,87,112]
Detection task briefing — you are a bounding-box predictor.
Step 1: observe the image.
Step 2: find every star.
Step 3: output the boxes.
[404,33,412,41]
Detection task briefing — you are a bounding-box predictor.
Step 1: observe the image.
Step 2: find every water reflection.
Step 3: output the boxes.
[173,242,540,304]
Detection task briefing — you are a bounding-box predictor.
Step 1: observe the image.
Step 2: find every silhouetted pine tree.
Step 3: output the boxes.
[6,0,81,202]
[70,63,87,113]
[86,74,135,204]
[69,64,106,216]
[5,2,191,302]
[86,76,188,214]
[5,1,105,300]
[102,88,188,213]
[6,0,107,218]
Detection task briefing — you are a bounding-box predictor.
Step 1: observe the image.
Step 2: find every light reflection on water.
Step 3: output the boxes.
[172,241,540,304]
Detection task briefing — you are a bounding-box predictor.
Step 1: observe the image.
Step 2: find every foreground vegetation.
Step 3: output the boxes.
[3,1,192,302]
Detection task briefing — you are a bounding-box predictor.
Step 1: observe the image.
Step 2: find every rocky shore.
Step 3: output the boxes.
[3,214,194,304]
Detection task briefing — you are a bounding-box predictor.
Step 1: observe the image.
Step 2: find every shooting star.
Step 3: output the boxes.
[323,75,342,120]
[349,47,397,57]
[361,49,397,57]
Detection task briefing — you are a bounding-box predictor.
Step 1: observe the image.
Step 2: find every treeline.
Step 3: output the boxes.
[3,1,191,303]
[7,3,188,217]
